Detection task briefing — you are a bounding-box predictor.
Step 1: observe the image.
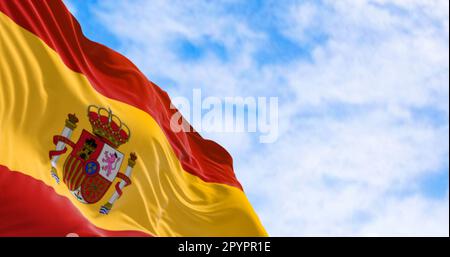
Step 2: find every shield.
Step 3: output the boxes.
[63,129,124,204]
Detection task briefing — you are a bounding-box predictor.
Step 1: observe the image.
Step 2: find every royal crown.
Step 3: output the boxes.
[87,105,130,148]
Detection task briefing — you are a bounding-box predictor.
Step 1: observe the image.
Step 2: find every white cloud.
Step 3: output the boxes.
[92,0,266,98]
[360,192,449,236]
[238,109,448,235]
[63,0,77,15]
[83,0,449,236]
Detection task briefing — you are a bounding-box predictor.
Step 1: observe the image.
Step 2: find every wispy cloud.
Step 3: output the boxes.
[66,0,449,236]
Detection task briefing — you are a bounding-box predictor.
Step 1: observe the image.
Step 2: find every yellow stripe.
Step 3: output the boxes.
[0,13,267,236]
[64,156,75,186]
[70,159,82,190]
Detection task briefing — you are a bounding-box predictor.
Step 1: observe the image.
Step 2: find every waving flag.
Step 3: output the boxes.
[0,0,266,236]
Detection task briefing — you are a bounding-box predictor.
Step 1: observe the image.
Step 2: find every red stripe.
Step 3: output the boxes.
[71,162,87,192]
[48,135,75,159]
[62,156,71,185]
[115,173,132,197]
[0,164,152,237]
[0,0,242,190]
[67,158,82,191]
[63,155,75,187]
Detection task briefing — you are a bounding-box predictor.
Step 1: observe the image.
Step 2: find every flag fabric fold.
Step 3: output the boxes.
[0,0,266,236]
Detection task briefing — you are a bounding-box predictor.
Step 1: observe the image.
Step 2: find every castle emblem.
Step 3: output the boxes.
[49,105,137,214]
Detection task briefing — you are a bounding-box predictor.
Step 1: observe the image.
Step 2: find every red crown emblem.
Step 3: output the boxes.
[87,105,130,148]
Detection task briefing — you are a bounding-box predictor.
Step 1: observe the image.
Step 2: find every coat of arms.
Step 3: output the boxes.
[49,105,137,214]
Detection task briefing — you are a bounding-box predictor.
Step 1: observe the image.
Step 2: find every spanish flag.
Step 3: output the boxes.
[0,0,266,236]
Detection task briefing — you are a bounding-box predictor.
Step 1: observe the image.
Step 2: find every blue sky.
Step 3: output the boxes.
[65,0,449,236]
